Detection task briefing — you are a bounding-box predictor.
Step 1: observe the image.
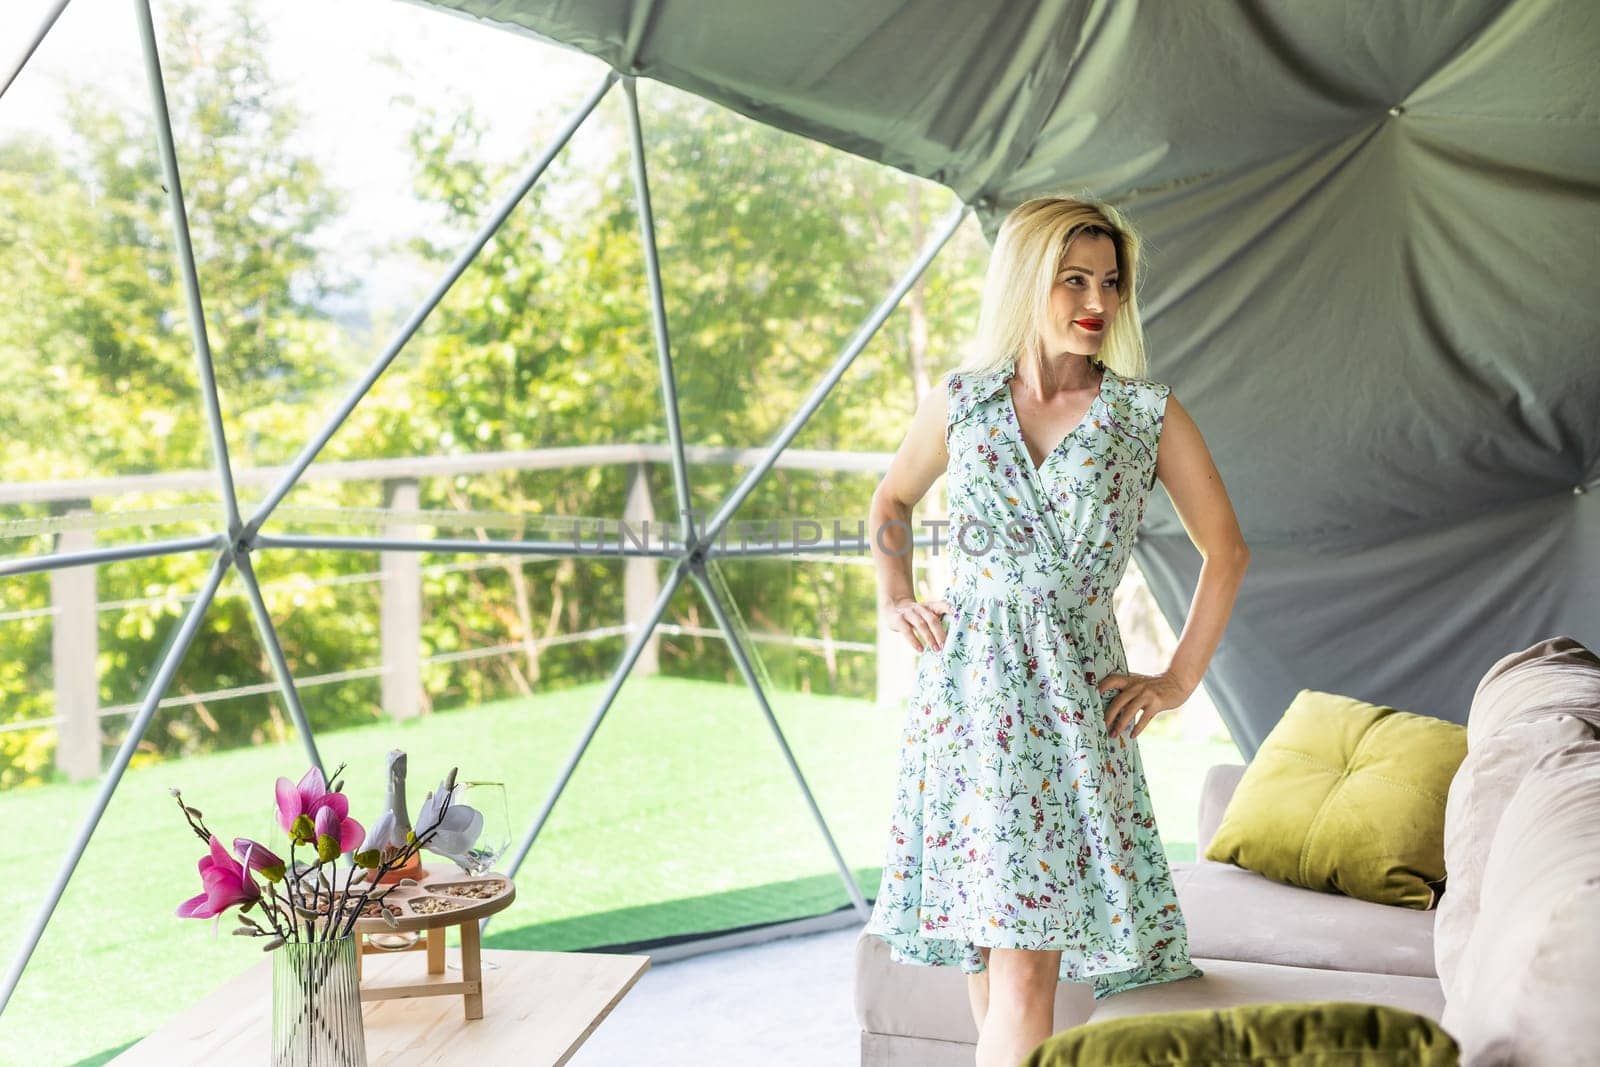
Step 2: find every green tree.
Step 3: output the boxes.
[0,23,989,789]
[0,1,370,785]
[342,81,988,704]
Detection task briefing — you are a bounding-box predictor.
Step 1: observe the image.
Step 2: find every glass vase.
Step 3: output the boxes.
[271,934,368,1067]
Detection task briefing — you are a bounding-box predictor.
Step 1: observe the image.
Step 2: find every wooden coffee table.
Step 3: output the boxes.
[109,947,649,1065]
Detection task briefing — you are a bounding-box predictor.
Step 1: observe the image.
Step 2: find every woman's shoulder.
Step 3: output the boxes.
[942,365,1010,429]
[1102,368,1171,458]
[1106,365,1172,412]
[941,365,1006,390]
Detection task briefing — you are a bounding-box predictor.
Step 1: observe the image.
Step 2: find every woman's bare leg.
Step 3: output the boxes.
[966,946,993,1033]
[974,947,1060,1067]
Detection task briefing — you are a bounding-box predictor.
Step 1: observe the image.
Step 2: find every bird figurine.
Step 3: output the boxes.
[361,749,422,883]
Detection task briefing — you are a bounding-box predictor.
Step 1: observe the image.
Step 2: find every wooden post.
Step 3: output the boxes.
[624,462,660,675]
[51,507,100,781]
[381,479,422,720]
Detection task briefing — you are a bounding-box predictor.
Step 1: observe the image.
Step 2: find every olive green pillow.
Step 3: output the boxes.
[1021,1001,1459,1066]
[1204,689,1467,908]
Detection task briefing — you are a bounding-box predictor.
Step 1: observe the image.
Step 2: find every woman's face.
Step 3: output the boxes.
[1042,232,1121,359]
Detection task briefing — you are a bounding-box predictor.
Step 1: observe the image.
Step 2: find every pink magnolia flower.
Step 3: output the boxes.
[176,835,262,919]
[312,804,363,860]
[233,837,286,881]
[275,766,364,852]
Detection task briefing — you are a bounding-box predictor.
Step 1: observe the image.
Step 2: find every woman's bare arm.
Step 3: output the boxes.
[869,379,952,651]
[1151,392,1250,692]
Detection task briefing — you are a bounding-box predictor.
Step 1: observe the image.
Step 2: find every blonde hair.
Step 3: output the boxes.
[958,194,1150,380]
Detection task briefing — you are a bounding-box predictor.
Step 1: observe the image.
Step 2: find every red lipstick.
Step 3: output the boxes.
[1074,318,1104,331]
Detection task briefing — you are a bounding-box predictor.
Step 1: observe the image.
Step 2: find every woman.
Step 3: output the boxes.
[862,195,1250,1067]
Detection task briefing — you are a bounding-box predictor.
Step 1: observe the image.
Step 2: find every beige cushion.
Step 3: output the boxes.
[1083,958,1445,1027]
[1465,636,1600,744]
[854,931,1446,1049]
[1440,740,1600,1066]
[1434,713,1595,993]
[1434,635,1600,994]
[859,1031,982,1067]
[1196,764,1246,855]
[854,927,1097,1044]
[1172,861,1436,979]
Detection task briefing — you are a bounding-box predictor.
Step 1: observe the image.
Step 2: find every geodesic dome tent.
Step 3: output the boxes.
[3,0,1598,1037]
[422,0,1599,755]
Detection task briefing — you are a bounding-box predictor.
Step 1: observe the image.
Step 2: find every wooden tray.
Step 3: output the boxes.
[349,864,516,933]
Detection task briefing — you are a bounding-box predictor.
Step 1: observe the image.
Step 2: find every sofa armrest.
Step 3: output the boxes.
[1196,763,1247,856]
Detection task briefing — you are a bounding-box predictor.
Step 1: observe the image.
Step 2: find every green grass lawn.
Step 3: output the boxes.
[0,675,1240,1066]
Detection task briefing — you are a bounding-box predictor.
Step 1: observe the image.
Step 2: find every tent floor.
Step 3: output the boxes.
[570,920,863,1064]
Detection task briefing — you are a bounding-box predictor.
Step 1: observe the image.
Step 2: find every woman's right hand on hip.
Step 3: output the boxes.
[885,596,952,653]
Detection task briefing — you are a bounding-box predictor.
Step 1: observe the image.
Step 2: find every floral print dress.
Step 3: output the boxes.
[863,358,1205,999]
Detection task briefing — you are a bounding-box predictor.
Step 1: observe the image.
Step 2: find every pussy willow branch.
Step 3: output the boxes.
[337,793,455,940]
[251,883,290,942]
[286,840,302,942]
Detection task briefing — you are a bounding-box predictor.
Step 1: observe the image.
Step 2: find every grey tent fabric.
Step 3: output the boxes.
[412,0,1600,757]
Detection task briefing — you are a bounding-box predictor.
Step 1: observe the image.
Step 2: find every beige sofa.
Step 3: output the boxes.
[854,636,1600,1066]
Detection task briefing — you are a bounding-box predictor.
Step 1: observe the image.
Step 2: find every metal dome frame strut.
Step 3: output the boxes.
[0,0,971,1017]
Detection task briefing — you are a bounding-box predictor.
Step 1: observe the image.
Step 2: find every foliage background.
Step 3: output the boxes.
[0,0,1003,789]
